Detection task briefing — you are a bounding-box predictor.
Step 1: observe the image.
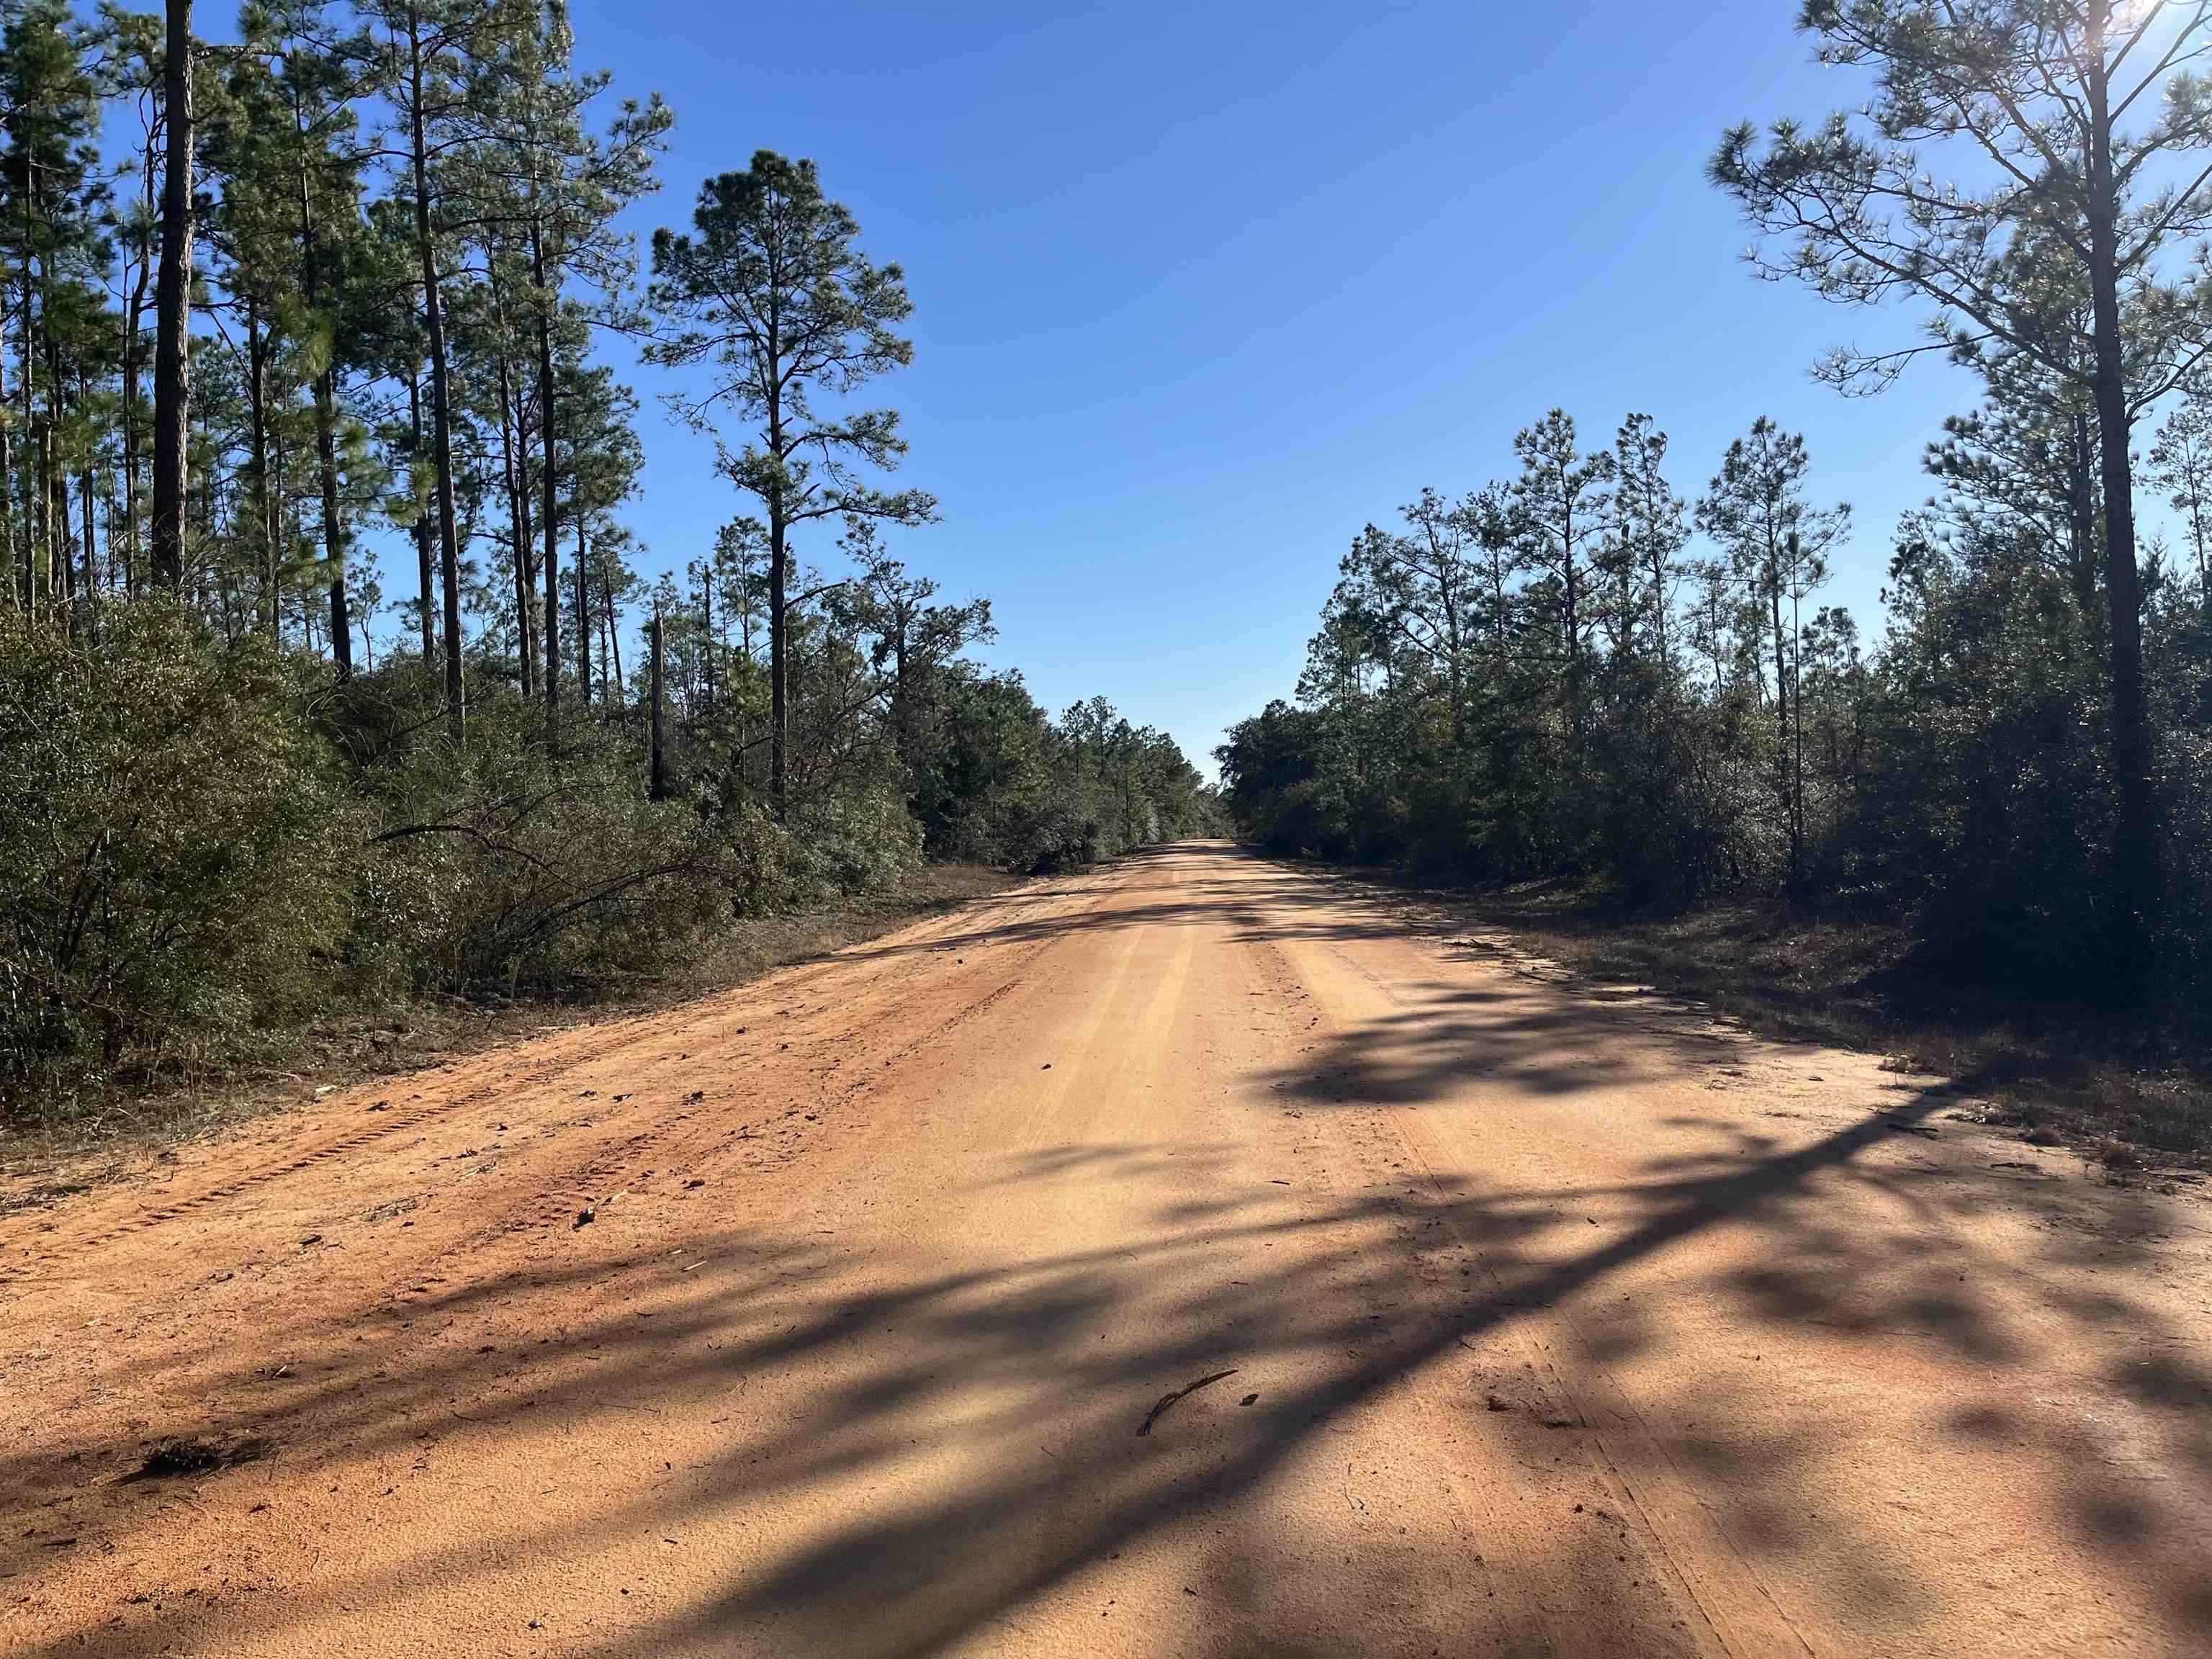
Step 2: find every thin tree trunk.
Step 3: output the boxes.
[769,510,786,797]
[2086,22,2160,976]
[246,293,278,637]
[768,497,786,800]
[273,420,292,642]
[0,310,11,608]
[495,351,534,697]
[575,511,591,706]
[410,369,433,663]
[607,570,624,703]
[76,463,94,628]
[315,367,349,671]
[531,213,559,716]
[78,366,97,640]
[701,570,715,709]
[295,96,350,677]
[18,137,37,619]
[1791,564,1807,876]
[2067,407,2099,621]
[1560,480,1584,757]
[649,605,666,800]
[765,302,789,804]
[122,269,144,596]
[120,130,156,598]
[408,19,464,738]
[41,426,59,619]
[1770,539,1797,891]
[43,313,64,622]
[150,0,192,590]
[39,314,58,619]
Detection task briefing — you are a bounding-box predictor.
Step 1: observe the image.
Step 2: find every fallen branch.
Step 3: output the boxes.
[1136,1368,1238,1438]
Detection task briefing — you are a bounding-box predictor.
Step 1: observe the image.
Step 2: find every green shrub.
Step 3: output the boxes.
[0,604,348,1107]
[328,665,734,999]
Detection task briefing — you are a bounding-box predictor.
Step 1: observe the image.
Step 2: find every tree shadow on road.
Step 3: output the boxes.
[18,1091,2208,1654]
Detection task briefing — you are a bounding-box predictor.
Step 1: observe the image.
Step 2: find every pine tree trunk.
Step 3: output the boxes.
[410,371,433,664]
[701,575,715,709]
[77,365,97,639]
[496,352,534,698]
[246,296,277,637]
[0,329,12,609]
[122,251,146,598]
[77,467,95,631]
[2067,408,2099,623]
[2087,32,2160,979]
[315,367,349,673]
[766,367,788,806]
[607,573,624,703]
[409,21,464,739]
[45,323,66,621]
[296,104,350,677]
[1770,544,1797,891]
[575,511,591,707]
[150,0,192,590]
[1561,491,1584,757]
[769,510,787,801]
[19,146,37,621]
[40,427,58,618]
[531,215,560,717]
[649,607,667,801]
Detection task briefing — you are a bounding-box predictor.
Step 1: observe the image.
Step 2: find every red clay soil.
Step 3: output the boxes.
[4,842,2208,1656]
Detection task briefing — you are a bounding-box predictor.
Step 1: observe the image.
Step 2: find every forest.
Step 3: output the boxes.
[0,0,1215,1120]
[1220,1,2212,1052]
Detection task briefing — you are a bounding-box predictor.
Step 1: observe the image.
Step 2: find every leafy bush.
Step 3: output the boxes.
[327,665,734,999]
[0,583,1211,1129]
[0,605,349,1106]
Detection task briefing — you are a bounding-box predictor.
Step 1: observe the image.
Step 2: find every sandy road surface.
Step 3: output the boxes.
[4,842,2210,1657]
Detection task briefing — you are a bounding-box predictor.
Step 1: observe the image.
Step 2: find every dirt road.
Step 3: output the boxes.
[5,842,2209,1657]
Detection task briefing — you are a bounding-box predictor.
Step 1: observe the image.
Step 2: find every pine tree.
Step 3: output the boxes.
[472,4,666,718]
[1710,0,2212,970]
[648,150,935,807]
[361,0,521,735]
[1696,420,1849,894]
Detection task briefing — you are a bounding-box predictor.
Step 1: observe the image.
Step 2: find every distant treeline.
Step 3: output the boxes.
[1218,399,2212,997]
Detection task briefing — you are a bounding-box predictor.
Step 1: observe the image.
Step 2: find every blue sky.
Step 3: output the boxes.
[453,4,1997,769]
[559,0,2000,775]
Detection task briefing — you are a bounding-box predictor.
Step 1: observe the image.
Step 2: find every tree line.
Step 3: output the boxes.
[1221,1,2212,1001]
[0,0,1213,1113]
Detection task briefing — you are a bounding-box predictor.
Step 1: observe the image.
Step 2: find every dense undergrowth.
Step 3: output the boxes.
[0,603,1215,1130]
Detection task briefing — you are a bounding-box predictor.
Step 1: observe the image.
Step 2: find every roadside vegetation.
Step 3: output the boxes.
[0,1,1215,1135]
[1219,4,2212,1159]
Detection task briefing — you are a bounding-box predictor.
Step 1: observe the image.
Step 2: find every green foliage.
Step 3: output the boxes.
[0,604,349,1103]
[0,591,1210,1123]
[1222,399,2212,999]
[1836,529,2114,984]
[1708,0,2212,977]
[328,662,732,999]
[0,6,1216,1133]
